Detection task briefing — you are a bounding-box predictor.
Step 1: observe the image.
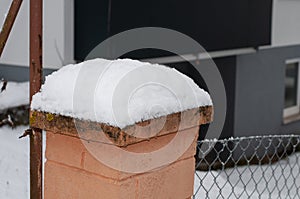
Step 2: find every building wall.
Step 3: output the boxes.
[74,0,272,61]
[0,63,54,82]
[272,0,300,47]
[0,0,74,69]
[165,57,236,140]
[235,45,300,137]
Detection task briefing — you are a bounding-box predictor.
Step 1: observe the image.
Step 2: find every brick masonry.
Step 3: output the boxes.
[31,106,213,198]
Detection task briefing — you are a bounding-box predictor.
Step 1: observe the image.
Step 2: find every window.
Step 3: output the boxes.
[284,59,300,118]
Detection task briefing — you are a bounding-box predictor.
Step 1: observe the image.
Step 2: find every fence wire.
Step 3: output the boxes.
[194,135,300,199]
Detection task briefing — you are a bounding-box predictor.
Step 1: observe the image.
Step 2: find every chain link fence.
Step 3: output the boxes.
[194,135,300,199]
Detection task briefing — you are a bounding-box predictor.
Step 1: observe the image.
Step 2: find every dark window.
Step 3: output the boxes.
[284,60,300,118]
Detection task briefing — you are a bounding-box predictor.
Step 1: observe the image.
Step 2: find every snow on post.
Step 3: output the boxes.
[31,58,212,128]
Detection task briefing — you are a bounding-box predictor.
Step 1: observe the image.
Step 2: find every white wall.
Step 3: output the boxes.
[0,1,11,34]
[0,0,74,69]
[272,0,300,47]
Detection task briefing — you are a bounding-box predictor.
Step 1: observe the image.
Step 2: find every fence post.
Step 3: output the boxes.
[30,107,213,198]
[29,0,43,198]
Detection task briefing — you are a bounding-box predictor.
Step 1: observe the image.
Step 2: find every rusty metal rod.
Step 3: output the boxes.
[0,0,23,57]
[30,0,43,198]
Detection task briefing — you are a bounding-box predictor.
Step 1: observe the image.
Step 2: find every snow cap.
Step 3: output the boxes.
[31,58,212,128]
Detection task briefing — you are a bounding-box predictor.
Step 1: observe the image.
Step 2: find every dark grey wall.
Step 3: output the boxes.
[75,0,272,61]
[235,45,300,137]
[166,57,237,140]
[0,64,55,82]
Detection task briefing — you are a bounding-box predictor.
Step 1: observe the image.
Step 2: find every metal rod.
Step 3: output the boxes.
[0,0,23,57]
[29,128,43,199]
[30,0,43,198]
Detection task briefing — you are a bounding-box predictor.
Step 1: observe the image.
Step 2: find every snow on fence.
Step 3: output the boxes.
[194,135,300,198]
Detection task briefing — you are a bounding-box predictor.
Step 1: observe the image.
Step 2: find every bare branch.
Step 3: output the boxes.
[1,78,7,92]
[19,128,33,139]
[0,114,15,127]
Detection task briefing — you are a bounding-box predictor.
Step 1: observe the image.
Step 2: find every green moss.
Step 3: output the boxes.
[29,113,36,125]
[46,113,54,122]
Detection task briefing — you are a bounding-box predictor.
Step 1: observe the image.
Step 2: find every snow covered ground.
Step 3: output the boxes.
[194,153,300,198]
[0,126,29,199]
[0,82,29,110]
[0,82,30,198]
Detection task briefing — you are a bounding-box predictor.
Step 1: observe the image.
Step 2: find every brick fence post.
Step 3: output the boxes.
[30,106,212,199]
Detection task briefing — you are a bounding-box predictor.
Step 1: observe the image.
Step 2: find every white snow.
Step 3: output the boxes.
[0,82,29,111]
[31,58,212,128]
[0,126,29,199]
